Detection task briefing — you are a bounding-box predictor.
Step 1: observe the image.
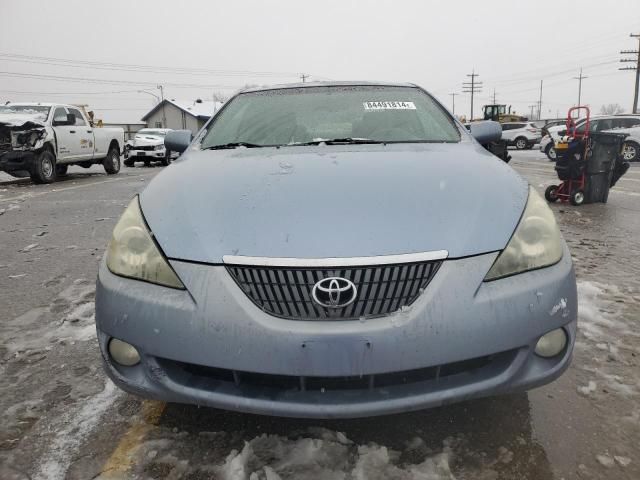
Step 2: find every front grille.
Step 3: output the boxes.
[132,145,155,151]
[226,260,442,320]
[158,349,517,393]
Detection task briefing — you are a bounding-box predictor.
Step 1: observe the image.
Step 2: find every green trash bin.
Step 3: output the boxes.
[584,132,628,204]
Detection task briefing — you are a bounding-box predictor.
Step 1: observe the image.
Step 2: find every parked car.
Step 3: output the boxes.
[0,103,124,183]
[500,122,542,149]
[96,81,577,419]
[540,114,640,160]
[540,119,566,137]
[124,128,178,167]
[605,125,640,162]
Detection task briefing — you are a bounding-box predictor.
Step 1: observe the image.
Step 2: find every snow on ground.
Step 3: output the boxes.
[575,281,640,398]
[2,279,97,359]
[128,428,458,480]
[34,380,120,480]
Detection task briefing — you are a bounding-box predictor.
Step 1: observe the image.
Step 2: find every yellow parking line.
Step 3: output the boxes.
[98,400,166,478]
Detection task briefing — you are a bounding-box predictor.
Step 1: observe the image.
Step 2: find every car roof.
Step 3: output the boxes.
[239,80,418,94]
[3,102,72,108]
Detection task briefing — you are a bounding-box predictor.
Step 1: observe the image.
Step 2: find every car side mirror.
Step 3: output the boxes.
[470,121,502,144]
[164,130,193,153]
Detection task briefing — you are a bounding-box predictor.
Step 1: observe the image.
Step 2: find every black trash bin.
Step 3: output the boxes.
[585,132,628,204]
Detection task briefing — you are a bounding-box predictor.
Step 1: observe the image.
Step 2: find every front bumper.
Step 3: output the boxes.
[0,150,35,172]
[96,244,577,418]
[126,149,166,159]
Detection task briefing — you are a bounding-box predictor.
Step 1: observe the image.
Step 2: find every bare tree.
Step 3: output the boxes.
[600,103,625,115]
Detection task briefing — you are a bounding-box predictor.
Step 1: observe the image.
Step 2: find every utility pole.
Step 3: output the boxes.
[537,80,543,120]
[620,33,640,113]
[528,104,537,120]
[300,73,309,83]
[462,70,482,121]
[449,92,458,115]
[492,88,497,104]
[573,68,588,110]
[157,84,166,128]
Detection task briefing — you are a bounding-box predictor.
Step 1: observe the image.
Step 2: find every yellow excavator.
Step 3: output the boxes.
[482,104,527,123]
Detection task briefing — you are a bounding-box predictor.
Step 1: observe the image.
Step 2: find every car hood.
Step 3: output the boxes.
[0,113,46,128]
[140,143,528,262]
[132,135,164,147]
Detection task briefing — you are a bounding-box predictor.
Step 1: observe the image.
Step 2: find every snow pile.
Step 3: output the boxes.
[576,281,639,398]
[217,429,455,480]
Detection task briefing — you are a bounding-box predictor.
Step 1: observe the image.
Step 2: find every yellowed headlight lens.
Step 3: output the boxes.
[485,187,563,280]
[106,197,184,289]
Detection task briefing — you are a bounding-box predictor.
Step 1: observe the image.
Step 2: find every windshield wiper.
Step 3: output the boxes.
[289,137,384,146]
[204,142,265,150]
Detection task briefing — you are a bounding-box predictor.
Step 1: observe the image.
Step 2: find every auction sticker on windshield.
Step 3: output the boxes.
[363,101,416,110]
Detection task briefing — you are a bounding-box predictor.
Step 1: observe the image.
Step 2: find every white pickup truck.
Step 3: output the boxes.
[0,102,124,183]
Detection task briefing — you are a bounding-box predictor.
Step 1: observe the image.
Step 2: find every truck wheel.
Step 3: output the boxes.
[103,147,121,175]
[161,150,172,166]
[515,137,528,150]
[30,150,57,184]
[55,164,68,176]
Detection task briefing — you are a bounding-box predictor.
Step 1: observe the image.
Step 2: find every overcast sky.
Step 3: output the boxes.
[1,0,639,122]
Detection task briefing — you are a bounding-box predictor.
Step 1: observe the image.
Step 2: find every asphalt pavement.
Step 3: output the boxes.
[0,150,638,480]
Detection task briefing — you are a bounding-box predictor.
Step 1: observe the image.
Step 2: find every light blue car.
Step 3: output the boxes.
[96,82,577,418]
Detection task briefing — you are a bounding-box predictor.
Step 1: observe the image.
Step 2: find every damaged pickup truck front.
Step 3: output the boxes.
[0,103,124,183]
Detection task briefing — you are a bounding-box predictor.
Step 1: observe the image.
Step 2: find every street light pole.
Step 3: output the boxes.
[157,85,166,128]
[138,90,160,103]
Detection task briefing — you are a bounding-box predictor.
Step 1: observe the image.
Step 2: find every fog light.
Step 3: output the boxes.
[108,338,141,366]
[535,328,567,358]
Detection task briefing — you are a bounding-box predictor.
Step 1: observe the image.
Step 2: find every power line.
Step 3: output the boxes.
[573,68,588,107]
[619,33,640,113]
[0,71,241,90]
[462,70,482,120]
[448,92,458,115]
[0,52,300,78]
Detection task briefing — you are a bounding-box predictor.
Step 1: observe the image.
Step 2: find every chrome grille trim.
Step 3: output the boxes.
[226,259,443,320]
[223,250,448,267]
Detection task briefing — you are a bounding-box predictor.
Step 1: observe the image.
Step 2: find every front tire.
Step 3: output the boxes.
[570,189,585,206]
[621,141,639,162]
[545,143,557,161]
[103,147,121,175]
[545,185,559,202]
[515,137,528,150]
[123,158,135,167]
[30,149,57,184]
[160,149,172,167]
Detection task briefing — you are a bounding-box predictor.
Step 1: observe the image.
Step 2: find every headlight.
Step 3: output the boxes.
[484,186,562,280]
[155,145,165,151]
[106,197,184,289]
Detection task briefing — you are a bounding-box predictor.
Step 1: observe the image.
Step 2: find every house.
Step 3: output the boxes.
[141,99,223,133]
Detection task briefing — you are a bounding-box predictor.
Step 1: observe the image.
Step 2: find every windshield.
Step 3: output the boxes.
[0,105,51,121]
[200,86,460,148]
[137,129,167,137]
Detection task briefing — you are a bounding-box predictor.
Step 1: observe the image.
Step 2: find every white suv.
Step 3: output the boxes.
[500,122,542,150]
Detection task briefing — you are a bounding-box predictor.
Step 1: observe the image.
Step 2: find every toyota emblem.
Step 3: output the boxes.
[312,277,358,309]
